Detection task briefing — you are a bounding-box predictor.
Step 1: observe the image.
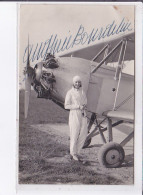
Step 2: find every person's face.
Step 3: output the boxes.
[74,80,81,89]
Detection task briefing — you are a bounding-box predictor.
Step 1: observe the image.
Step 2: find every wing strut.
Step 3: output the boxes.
[114,39,127,80]
[92,44,109,62]
[91,40,123,73]
[113,40,127,110]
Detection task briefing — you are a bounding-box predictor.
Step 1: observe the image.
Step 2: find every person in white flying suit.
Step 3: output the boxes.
[64,75,88,161]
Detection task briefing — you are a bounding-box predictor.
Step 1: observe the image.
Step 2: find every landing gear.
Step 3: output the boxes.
[83,113,129,168]
[82,113,96,148]
[83,138,92,148]
[98,142,125,168]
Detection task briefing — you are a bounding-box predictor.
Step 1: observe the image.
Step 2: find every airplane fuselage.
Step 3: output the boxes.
[32,56,134,116]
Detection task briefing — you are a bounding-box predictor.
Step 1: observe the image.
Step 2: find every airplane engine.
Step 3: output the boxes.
[32,55,58,98]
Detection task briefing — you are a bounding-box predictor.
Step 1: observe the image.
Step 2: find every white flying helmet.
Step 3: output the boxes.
[73,75,82,84]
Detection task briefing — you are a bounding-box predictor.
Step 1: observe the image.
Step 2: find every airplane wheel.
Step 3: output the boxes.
[98,142,125,168]
[83,138,91,148]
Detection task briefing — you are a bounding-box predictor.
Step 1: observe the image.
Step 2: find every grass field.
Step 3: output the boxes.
[19,90,131,185]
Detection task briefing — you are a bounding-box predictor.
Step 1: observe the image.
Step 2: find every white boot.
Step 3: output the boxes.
[72,155,79,161]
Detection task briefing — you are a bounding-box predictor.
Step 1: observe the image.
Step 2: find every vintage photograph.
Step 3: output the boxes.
[18,4,135,185]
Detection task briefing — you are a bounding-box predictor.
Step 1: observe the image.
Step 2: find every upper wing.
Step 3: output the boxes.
[60,32,135,63]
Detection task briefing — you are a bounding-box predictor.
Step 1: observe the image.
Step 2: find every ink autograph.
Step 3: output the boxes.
[23,18,132,63]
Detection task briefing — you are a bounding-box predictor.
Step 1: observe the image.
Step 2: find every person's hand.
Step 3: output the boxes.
[80,104,86,110]
[83,104,87,110]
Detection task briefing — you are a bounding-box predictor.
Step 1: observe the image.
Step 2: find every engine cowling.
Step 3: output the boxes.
[32,57,57,98]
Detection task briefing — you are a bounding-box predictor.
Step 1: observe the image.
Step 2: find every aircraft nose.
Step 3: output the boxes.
[34,53,59,83]
[33,60,56,99]
[40,71,56,88]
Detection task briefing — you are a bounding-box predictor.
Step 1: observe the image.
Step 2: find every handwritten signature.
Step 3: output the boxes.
[23,18,132,64]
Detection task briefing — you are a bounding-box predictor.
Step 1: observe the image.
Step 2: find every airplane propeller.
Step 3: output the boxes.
[24,38,34,118]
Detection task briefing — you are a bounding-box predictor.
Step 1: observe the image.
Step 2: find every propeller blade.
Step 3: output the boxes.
[24,37,33,118]
[24,73,32,118]
[27,35,30,68]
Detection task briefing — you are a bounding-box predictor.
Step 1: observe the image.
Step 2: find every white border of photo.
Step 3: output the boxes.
[0,2,142,195]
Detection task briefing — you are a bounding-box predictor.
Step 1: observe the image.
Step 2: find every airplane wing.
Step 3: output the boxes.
[60,32,135,63]
[103,110,134,123]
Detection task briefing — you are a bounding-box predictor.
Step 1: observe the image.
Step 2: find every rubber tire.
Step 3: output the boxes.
[98,142,125,168]
[83,138,92,148]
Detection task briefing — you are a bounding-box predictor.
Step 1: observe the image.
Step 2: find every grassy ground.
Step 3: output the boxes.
[19,90,124,184]
[19,90,69,125]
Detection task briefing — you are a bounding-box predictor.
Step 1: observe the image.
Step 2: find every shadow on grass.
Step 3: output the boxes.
[87,144,103,148]
[121,153,134,168]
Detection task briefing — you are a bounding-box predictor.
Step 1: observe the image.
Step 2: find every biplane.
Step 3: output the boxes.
[24,31,134,168]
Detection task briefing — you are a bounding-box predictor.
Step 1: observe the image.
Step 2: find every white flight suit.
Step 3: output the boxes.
[64,87,88,156]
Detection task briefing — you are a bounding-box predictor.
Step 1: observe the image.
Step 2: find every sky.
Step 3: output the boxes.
[19,4,135,88]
